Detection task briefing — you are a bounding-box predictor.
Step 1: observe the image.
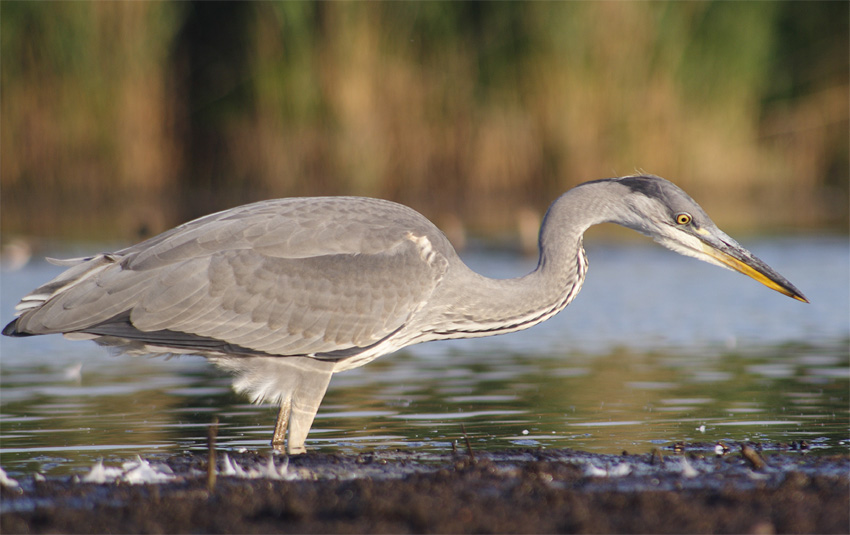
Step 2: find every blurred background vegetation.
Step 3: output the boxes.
[1,1,847,247]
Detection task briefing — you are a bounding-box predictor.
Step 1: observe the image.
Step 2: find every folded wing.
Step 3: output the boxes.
[7,197,450,360]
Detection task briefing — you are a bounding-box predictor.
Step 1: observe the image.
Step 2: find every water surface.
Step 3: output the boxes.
[1,235,847,477]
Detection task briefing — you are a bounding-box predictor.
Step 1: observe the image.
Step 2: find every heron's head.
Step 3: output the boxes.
[603,175,808,302]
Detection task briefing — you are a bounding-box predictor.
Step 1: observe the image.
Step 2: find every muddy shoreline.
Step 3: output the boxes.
[2,445,848,534]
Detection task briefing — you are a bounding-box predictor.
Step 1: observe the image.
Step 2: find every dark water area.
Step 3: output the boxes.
[1,236,847,478]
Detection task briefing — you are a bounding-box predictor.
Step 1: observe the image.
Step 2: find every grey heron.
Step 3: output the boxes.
[3,175,807,454]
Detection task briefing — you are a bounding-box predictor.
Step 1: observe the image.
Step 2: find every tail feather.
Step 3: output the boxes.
[2,319,29,337]
[3,253,119,336]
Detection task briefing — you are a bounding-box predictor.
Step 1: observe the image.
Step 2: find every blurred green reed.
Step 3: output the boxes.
[1,2,847,243]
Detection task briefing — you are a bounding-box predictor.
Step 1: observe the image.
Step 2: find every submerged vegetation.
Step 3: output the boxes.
[1,2,847,242]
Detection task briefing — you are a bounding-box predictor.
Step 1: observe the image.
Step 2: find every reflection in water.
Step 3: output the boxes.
[1,236,848,476]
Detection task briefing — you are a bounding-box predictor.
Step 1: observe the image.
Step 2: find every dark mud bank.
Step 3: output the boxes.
[2,445,848,534]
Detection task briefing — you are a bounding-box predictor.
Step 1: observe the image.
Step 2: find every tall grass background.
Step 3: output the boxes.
[1,2,847,246]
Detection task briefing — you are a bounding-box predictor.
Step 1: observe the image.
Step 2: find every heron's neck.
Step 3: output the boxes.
[430,183,617,339]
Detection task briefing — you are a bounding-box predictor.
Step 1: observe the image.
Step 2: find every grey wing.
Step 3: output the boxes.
[9,197,451,359]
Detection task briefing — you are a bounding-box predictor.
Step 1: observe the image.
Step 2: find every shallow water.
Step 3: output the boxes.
[1,235,848,477]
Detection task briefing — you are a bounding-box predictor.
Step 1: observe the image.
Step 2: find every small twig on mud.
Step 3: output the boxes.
[650,448,664,465]
[741,444,767,471]
[207,417,219,492]
[460,424,475,462]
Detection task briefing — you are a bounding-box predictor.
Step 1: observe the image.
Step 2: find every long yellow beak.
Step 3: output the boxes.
[698,238,809,303]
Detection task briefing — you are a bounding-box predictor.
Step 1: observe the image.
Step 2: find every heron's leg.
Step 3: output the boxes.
[285,366,333,455]
[213,356,335,454]
[272,398,291,449]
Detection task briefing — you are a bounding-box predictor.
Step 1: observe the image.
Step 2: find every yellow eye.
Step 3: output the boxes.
[675,213,692,225]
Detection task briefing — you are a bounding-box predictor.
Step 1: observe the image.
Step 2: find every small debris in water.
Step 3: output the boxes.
[62,363,83,382]
[791,440,810,451]
[741,445,767,471]
[678,456,699,478]
[220,453,293,480]
[715,442,731,455]
[584,464,607,477]
[651,448,664,465]
[122,457,176,485]
[608,463,632,477]
[78,457,177,485]
[82,460,122,484]
[0,467,19,488]
[584,462,632,478]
